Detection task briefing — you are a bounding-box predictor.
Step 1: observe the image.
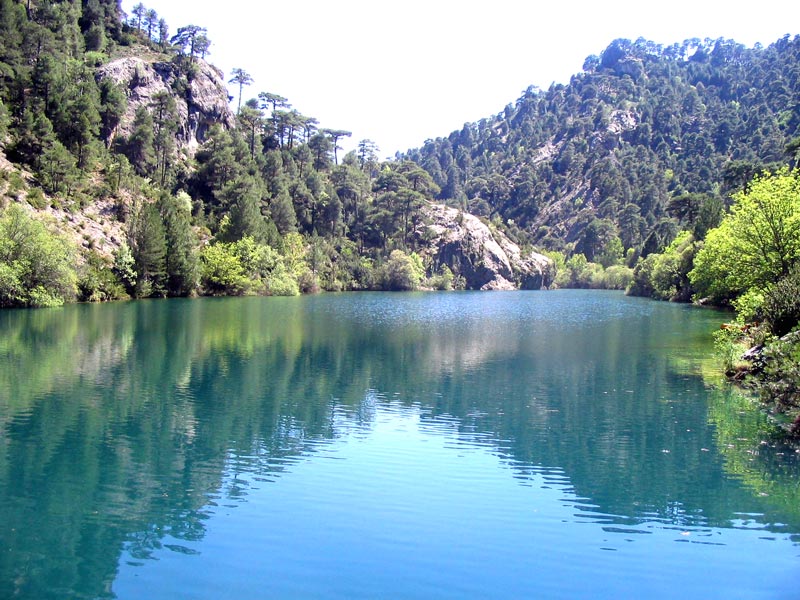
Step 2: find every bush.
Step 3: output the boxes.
[732,288,765,325]
[759,333,800,434]
[0,204,77,307]
[199,243,251,296]
[381,250,424,291]
[78,252,129,302]
[26,187,47,209]
[713,326,748,375]
[761,269,800,336]
[603,265,634,290]
[426,265,454,291]
[690,170,800,303]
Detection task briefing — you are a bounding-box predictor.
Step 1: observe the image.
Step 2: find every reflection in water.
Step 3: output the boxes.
[0,291,798,599]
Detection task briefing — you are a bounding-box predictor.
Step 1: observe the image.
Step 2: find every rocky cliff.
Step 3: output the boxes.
[421,203,554,290]
[97,57,235,152]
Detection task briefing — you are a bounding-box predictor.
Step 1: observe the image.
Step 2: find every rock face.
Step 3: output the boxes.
[421,203,554,290]
[96,57,235,152]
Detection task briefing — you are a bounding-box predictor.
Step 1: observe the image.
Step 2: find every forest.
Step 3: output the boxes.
[1,1,800,426]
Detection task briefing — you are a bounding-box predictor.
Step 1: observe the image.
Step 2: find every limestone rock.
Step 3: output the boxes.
[420,203,554,290]
[96,56,235,152]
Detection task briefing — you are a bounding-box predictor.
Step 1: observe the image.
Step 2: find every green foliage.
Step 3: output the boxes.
[199,236,301,296]
[0,204,78,307]
[0,99,8,143]
[760,268,800,336]
[731,289,766,325]
[753,332,800,435]
[603,265,634,290]
[160,191,198,296]
[546,249,631,290]
[128,202,167,297]
[690,170,800,303]
[630,231,698,301]
[78,251,129,302]
[123,106,156,176]
[405,36,800,260]
[38,140,79,195]
[426,265,455,291]
[712,326,747,375]
[199,241,251,296]
[112,242,137,292]
[381,249,424,291]
[3,5,800,306]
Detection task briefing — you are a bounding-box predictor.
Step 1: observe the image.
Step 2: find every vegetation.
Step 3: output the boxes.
[0,204,77,307]
[0,0,799,433]
[679,171,800,436]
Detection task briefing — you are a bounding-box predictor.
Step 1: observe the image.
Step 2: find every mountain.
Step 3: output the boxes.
[0,0,798,307]
[404,36,800,261]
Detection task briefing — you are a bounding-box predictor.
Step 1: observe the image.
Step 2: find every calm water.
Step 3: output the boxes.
[1,290,799,599]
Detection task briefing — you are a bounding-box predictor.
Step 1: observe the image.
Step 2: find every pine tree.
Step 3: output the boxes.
[124,106,156,176]
[160,191,198,296]
[129,203,167,297]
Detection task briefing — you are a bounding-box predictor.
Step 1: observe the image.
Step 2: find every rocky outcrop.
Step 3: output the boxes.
[96,57,235,152]
[420,203,554,290]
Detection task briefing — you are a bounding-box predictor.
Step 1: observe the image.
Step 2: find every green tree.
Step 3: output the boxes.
[237,101,263,159]
[690,170,800,303]
[217,176,270,243]
[170,24,207,62]
[229,67,253,113]
[150,90,179,185]
[123,105,156,176]
[0,204,77,307]
[199,241,250,296]
[130,2,146,30]
[98,78,127,145]
[38,140,78,195]
[143,8,158,41]
[160,191,198,296]
[128,202,167,298]
[321,128,351,165]
[383,249,423,290]
[157,18,169,50]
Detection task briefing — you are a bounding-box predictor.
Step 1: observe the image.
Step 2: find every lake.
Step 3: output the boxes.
[0,290,798,599]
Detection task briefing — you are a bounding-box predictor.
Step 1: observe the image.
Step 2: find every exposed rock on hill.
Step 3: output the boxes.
[97,57,235,151]
[421,203,554,290]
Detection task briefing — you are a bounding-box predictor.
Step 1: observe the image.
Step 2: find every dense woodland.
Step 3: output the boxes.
[1,1,800,425]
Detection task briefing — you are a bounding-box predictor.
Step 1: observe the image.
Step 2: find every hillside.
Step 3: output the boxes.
[0,0,551,306]
[405,36,800,260]
[1,0,799,308]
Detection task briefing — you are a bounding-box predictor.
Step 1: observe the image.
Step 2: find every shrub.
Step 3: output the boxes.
[426,265,455,291]
[759,334,800,434]
[199,243,251,296]
[78,253,129,302]
[0,204,78,307]
[761,269,800,336]
[603,265,634,290]
[382,249,423,291]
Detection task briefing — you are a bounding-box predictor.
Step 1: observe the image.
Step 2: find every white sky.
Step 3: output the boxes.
[122,1,796,158]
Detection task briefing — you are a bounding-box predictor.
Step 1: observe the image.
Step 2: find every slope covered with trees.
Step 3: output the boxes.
[406,36,800,262]
[1,1,800,316]
[1,0,543,307]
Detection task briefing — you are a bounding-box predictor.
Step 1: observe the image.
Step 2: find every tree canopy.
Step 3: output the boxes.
[690,170,800,302]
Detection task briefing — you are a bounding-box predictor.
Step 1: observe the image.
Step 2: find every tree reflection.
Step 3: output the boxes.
[1,292,798,599]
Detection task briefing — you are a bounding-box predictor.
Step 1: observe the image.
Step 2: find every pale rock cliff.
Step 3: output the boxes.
[96,57,235,151]
[421,203,554,290]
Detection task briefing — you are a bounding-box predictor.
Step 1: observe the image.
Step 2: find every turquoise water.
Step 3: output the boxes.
[0,290,798,599]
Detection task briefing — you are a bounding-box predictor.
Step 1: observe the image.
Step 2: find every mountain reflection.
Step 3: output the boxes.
[0,292,798,599]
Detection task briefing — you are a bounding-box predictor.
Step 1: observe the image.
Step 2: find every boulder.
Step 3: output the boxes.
[420,203,554,290]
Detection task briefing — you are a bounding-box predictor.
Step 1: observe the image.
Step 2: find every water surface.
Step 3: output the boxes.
[0,290,798,599]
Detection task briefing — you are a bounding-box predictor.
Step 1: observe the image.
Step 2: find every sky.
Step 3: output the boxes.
[121,1,796,158]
